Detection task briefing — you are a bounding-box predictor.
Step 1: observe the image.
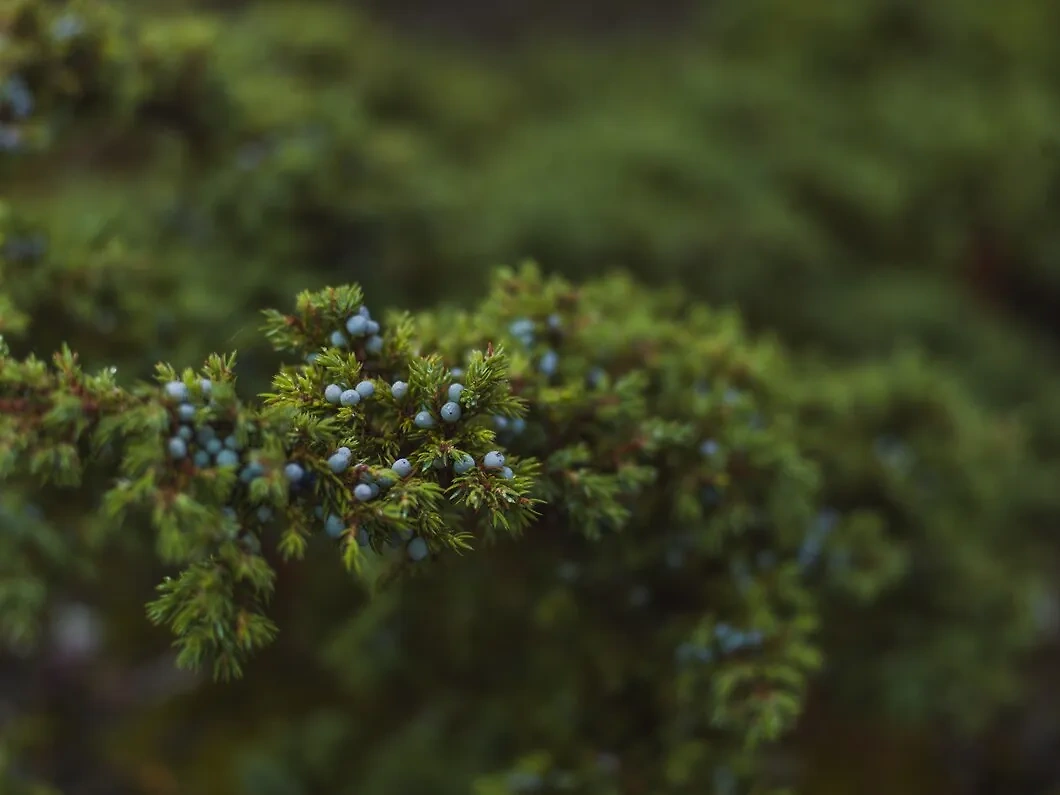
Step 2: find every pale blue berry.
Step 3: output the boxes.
[216,449,240,468]
[365,335,384,354]
[440,402,462,423]
[354,483,373,501]
[340,389,361,407]
[511,417,526,435]
[509,318,534,338]
[329,330,348,347]
[328,452,350,474]
[196,426,216,444]
[547,313,562,330]
[306,353,320,364]
[324,514,345,538]
[366,320,380,335]
[325,384,343,404]
[391,381,408,399]
[356,528,370,547]
[539,350,559,376]
[51,14,85,41]
[193,450,210,468]
[407,537,429,562]
[256,506,273,523]
[345,315,368,336]
[164,380,188,402]
[206,439,223,455]
[453,453,474,475]
[178,403,196,422]
[224,435,241,451]
[284,463,305,482]
[355,380,375,398]
[336,447,351,458]
[483,451,505,469]
[494,416,509,431]
[451,367,465,378]
[177,425,194,441]
[368,483,380,498]
[700,439,720,457]
[392,458,413,478]
[414,411,435,429]
[357,306,371,319]
[447,383,464,402]
[501,466,514,480]
[168,437,187,459]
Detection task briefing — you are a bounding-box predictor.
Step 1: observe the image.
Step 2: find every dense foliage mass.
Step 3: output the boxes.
[2,0,1060,792]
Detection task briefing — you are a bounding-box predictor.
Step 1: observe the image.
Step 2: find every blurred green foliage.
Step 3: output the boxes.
[3,0,1060,792]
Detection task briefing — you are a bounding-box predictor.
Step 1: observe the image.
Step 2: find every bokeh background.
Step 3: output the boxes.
[3,0,1060,792]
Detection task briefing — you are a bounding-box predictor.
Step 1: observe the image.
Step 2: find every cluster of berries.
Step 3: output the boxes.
[325,379,375,407]
[675,623,765,666]
[164,380,245,471]
[403,381,466,428]
[328,305,384,355]
[508,316,562,376]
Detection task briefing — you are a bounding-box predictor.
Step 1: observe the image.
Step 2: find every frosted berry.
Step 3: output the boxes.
[365,335,384,354]
[164,381,188,402]
[196,426,216,444]
[167,437,187,459]
[357,306,371,319]
[414,411,435,429]
[511,417,527,435]
[178,403,196,422]
[177,425,194,441]
[340,389,361,407]
[354,483,373,502]
[355,380,375,398]
[193,450,211,468]
[440,402,462,423]
[325,384,343,404]
[199,378,213,396]
[324,514,345,538]
[539,350,559,376]
[329,330,348,347]
[224,435,241,451]
[447,383,465,402]
[453,453,475,475]
[392,458,413,478]
[306,353,320,364]
[451,367,465,379]
[206,439,223,455]
[407,536,429,562]
[328,452,350,474]
[483,451,505,469]
[700,439,720,457]
[391,381,409,399]
[284,463,305,483]
[547,313,563,330]
[366,320,380,335]
[216,449,240,468]
[336,447,352,458]
[368,483,380,498]
[501,466,514,480]
[345,315,368,336]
